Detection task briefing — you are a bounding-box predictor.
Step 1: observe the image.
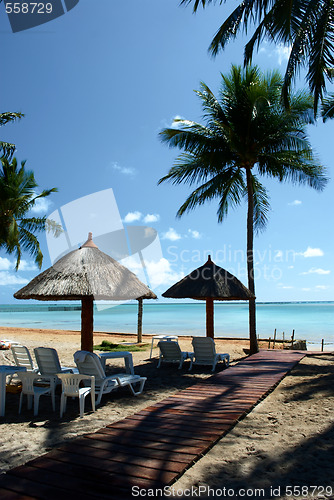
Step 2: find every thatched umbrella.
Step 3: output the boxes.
[14,233,156,351]
[162,255,255,338]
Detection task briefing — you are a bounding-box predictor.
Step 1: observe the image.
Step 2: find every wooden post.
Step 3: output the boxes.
[273,329,277,349]
[137,298,143,344]
[321,339,324,352]
[81,297,94,352]
[268,337,271,349]
[206,298,214,339]
[291,329,295,348]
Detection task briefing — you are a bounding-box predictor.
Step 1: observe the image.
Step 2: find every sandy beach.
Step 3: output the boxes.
[0,327,333,499]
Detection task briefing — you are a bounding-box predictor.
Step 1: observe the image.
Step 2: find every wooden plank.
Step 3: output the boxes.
[0,488,36,500]
[59,440,200,462]
[7,465,113,499]
[47,448,187,474]
[107,419,227,439]
[29,455,177,484]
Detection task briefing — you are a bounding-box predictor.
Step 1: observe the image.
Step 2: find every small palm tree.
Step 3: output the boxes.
[0,157,59,270]
[0,112,24,159]
[159,65,327,354]
[181,0,334,113]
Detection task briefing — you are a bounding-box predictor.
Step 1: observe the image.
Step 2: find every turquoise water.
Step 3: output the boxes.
[0,302,333,347]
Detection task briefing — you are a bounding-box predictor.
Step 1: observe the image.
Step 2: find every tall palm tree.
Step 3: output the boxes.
[0,112,24,159]
[180,0,334,113]
[159,65,327,354]
[0,157,59,270]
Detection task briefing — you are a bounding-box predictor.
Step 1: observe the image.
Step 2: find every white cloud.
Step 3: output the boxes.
[120,256,183,288]
[295,247,324,258]
[303,247,324,258]
[0,257,12,271]
[288,265,294,269]
[145,258,184,288]
[188,229,201,239]
[277,283,294,289]
[288,200,302,206]
[161,227,182,241]
[0,271,28,286]
[123,211,142,223]
[300,268,330,275]
[17,260,38,271]
[259,42,291,66]
[170,115,185,129]
[301,287,311,292]
[111,162,136,176]
[30,196,52,214]
[275,44,291,65]
[143,214,160,223]
[0,257,37,272]
[316,285,330,290]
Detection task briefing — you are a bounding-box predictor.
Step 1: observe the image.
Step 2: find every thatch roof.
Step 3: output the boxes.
[14,233,157,302]
[162,256,255,301]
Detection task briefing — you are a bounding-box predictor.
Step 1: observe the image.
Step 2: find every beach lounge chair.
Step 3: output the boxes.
[157,340,192,369]
[189,337,230,372]
[34,347,75,381]
[11,345,39,373]
[57,373,95,418]
[74,351,146,404]
[18,372,56,416]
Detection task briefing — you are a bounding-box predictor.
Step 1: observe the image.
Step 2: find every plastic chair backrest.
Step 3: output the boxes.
[57,373,95,397]
[158,341,182,359]
[192,337,216,361]
[19,372,40,395]
[34,347,62,375]
[11,345,34,371]
[74,351,105,382]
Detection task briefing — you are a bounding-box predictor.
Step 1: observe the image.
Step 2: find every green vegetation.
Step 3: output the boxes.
[94,340,149,352]
[0,112,24,159]
[0,157,60,270]
[181,0,334,113]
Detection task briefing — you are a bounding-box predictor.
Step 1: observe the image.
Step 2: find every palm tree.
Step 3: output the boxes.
[1,112,24,159]
[158,65,327,354]
[0,157,59,270]
[180,0,334,113]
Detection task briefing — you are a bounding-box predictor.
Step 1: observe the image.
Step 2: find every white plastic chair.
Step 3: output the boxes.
[189,337,230,372]
[18,372,56,416]
[57,373,95,418]
[157,341,192,369]
[74,351,147,404]
[34,347,75,381]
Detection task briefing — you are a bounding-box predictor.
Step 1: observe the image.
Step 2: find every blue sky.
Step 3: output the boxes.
[0,0,333,304]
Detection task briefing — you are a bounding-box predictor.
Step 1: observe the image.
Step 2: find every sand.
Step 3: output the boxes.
[0,327,333,499]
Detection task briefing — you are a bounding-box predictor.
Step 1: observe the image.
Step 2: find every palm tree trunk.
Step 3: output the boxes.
[246,167,259,354]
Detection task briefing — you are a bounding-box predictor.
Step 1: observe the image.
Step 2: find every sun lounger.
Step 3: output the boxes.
[74,351,146,404]
[34,347,76,381]
[157,340,192,369]
[189,337,230,372]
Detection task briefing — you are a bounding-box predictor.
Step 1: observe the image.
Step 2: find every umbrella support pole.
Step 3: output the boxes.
[137,298,143,343]
[206,298,214,339]
[81,297,94,352]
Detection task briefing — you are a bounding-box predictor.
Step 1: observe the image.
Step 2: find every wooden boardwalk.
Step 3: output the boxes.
[0,350,305,499]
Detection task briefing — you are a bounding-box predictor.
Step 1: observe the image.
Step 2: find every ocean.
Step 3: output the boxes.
[0,301,333,349]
